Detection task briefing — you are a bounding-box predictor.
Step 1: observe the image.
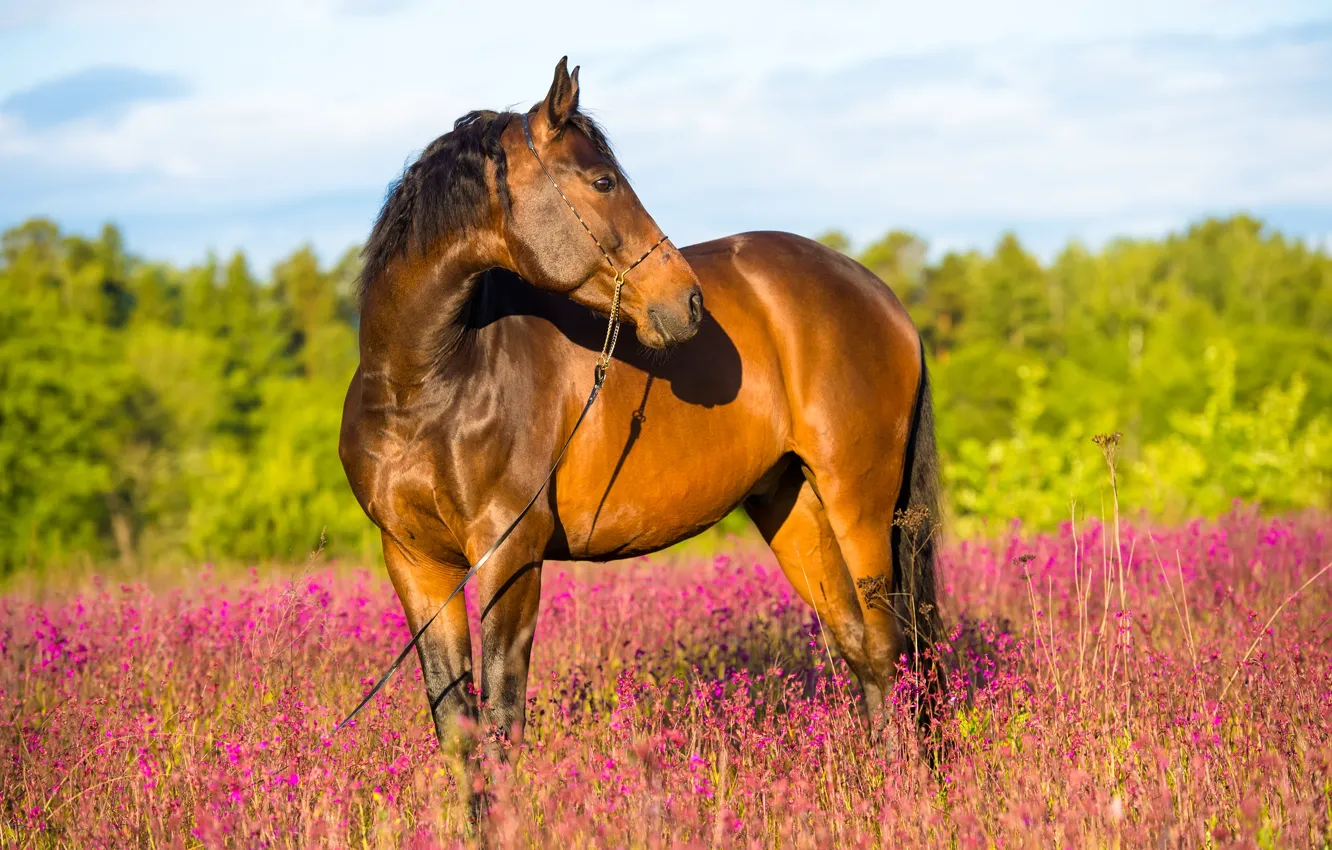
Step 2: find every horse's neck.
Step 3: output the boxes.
[357,261,487,407]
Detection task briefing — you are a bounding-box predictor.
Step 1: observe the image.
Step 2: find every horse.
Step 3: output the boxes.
[339,57,944,761]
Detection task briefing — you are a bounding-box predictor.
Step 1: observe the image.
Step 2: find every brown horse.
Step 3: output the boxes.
[339,58,943,757]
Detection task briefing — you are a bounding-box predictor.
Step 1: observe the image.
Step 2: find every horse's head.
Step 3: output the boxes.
[502,58,702,349]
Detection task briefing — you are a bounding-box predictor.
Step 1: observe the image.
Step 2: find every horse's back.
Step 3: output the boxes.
[682,231,923,434]
[685,231,919,349]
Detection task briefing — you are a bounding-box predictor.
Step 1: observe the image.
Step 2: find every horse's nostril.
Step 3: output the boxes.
[649,308,670,342]
[688,288,703,325]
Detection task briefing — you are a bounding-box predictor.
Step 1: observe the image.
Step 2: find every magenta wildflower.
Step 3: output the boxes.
[0,508,1327,846]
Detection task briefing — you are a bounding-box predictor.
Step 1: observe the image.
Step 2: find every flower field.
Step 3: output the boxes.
[3,508,1330,847]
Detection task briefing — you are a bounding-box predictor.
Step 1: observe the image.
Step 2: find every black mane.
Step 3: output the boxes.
[359,107,620,307]
[359,110,510,304]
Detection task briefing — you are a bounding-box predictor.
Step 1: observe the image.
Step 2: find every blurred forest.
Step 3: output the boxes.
[2,215,1330,571]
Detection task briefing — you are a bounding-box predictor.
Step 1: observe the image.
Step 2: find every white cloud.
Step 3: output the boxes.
[0,0,383,28]
[1,2,1330,264]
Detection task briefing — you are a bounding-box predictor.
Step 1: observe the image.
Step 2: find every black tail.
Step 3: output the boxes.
[891,340,945,665]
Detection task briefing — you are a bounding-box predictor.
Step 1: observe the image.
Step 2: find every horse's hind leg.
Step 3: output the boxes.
[744,465,882,714]
[801,457,912,730]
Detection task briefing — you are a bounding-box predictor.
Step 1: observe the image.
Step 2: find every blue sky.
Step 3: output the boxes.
[2,0,1330,269]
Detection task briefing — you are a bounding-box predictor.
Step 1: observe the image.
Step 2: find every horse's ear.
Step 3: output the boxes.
[537,56,579,136]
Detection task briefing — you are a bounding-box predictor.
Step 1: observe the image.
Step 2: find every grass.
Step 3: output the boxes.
[1,506,1330,847]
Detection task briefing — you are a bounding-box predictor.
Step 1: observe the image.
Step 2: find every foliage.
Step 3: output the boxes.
[823,215,1332,531]
[2,512,1329,844]
[942,344,1332,535]
[942,362,1104,533]
[0,269,138,567]
[1,214,1330,570]
[0,218,373,571]
[1133,340,1332,519]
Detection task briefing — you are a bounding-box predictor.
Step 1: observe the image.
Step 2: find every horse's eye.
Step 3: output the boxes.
[592,175,616,193]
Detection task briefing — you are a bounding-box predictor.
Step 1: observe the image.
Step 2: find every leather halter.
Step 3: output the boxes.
[334,112,669,732]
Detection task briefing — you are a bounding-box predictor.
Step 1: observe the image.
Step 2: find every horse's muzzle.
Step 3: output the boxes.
[644,286,703,347]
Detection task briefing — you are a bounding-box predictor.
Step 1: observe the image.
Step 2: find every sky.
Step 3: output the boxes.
[2,0,1331,270]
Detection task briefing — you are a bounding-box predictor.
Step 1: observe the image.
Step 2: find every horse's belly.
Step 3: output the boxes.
[551,369,785,559]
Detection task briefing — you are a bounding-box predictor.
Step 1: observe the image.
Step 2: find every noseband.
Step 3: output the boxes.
[335,113,670,733]
[521,111,668,377]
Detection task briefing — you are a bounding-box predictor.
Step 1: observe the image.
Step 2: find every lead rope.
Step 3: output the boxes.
[332,373,604,732]
[334,112,665,733]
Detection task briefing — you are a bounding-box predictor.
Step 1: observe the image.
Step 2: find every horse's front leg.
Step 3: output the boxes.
[381,534,477,753]
[475,545,544,757]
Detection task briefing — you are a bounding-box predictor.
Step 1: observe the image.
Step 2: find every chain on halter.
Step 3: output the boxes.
[521,111,668,378]
[600,272,625,374]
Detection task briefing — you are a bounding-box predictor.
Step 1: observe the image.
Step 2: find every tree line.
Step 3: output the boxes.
[2,214,1329,571]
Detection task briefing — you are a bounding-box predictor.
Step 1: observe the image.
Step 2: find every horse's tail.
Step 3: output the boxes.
[892,339,945,675]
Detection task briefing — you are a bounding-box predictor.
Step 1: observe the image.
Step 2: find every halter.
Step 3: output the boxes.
[521,111,669,378]
[333,112,670,734]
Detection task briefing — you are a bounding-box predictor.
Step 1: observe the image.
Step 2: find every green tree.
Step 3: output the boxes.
[0,256,139,568]
[3,211,1331,572]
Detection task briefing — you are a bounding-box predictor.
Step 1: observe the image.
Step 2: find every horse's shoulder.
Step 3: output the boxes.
[338,393,472,558]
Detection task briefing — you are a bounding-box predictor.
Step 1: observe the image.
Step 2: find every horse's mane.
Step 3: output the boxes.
[359,106,620,308]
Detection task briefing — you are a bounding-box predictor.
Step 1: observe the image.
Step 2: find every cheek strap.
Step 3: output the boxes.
[520,111,669,372]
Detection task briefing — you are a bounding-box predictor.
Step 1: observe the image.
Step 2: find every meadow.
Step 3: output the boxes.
[2,505,1329,848]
